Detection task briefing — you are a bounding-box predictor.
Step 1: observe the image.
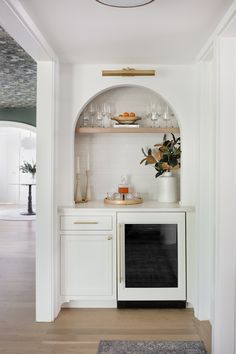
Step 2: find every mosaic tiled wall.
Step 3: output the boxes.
[0,25,36,109]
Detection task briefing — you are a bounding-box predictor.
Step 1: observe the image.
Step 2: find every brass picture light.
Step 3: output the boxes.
[102,67,156,77]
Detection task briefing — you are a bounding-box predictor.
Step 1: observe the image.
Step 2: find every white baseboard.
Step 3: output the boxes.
[62,300,117,308]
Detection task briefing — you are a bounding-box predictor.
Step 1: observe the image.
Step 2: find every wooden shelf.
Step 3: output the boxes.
[76,127,180,134]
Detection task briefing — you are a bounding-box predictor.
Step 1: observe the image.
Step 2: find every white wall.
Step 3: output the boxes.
[75,86,179,201]
[36,61,57,322]
[57,64,197,207]
[195,58,216,322]
[0,0,58,322]
[2,0,235,331]
[196,3,236,352]
[56,63,197,308]
[75,133,176,201]
[212,36,236,354]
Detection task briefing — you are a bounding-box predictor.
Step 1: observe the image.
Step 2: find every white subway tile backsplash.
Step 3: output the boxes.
[75,133,179,201]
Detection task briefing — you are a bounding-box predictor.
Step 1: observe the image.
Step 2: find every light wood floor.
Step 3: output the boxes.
[0,217,211,354]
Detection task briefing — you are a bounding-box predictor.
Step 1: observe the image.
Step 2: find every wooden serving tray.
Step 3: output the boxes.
[104,197,143,205]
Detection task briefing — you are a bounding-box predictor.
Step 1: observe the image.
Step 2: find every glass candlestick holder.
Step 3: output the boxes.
[85,170,92,201]
[75,173,83,203]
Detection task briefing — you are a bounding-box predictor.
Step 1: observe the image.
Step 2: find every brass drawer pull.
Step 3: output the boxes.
[73,221,99,224]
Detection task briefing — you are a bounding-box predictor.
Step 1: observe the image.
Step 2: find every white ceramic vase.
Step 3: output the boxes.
[157,171,178,203]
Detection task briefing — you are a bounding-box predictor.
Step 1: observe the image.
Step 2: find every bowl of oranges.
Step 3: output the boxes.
[111,112,141,125]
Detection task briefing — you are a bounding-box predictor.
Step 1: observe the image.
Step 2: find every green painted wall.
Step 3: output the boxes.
[0,107,36,127]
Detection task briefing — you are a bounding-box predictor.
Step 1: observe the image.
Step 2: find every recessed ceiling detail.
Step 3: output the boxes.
[95,0,154,8]
[0,26,36,108]
[19,0,233,64]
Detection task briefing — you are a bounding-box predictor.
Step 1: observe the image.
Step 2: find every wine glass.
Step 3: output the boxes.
[150,102,159,128]
[88,103,96,127]
[95,104,103,127]
[102,102,111,127]
[162,105,172,128]
[80,111,90,127]
[150,111,158,128]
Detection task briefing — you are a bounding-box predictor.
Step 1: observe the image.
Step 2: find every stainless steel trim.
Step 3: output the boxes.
[73,221,99,224]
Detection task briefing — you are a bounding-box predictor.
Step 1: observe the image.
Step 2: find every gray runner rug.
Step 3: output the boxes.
[97,340,207,354]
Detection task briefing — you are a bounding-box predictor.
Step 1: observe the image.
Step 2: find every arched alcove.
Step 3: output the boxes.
[75,84,180,129]
[74,84,181,202]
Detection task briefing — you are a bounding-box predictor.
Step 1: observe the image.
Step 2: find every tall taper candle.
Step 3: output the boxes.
[77,156,80,174]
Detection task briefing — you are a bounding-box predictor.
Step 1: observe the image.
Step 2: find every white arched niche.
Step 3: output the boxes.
[74,84,181,202]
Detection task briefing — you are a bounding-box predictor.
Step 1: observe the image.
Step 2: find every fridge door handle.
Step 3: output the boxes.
[119,223,124,284]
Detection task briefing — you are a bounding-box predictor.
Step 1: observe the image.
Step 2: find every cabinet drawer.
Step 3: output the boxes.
[60,215,113,231]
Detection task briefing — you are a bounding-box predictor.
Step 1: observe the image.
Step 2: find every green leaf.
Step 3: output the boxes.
[155,171,164,178]
[140,132,181,177]
[19,161,36,175]
[141,147,147,156]
[140,158,146,165]
[162,155,169,162]
[169,157,178,166]
[171,133,176,143]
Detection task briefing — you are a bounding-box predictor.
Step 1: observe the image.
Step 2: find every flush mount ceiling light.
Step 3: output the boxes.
[96,0,155,8]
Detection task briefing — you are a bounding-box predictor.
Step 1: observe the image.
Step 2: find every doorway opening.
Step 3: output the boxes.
[0,124,36,205]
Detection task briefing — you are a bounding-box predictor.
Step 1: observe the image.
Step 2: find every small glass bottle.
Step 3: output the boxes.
[118,175,129,194]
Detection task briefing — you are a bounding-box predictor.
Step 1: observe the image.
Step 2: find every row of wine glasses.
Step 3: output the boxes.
[80,103,112,128]
[145,103,177,128]
[79,101,178,128]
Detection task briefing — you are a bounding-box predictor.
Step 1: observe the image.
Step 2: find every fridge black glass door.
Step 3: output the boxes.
[125,224,178,288]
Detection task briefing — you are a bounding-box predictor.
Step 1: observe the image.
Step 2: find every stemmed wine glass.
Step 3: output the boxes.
[80,110,90,127]
[150,111,158,128]
[162,105,172,128]
[96,104,103,127]
[88,103,96,127]
[101,102,111,127]
[146,102,162,128]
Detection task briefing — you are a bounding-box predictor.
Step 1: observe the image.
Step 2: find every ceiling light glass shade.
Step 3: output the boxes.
[96,0,154,8]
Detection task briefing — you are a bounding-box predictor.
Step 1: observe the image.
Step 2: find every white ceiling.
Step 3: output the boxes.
[20,0,233,64]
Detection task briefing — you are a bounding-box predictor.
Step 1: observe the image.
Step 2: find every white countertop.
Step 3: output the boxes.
[58,200,194,213]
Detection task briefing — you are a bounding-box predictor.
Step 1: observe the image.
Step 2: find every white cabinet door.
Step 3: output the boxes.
[61,235,113,296]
